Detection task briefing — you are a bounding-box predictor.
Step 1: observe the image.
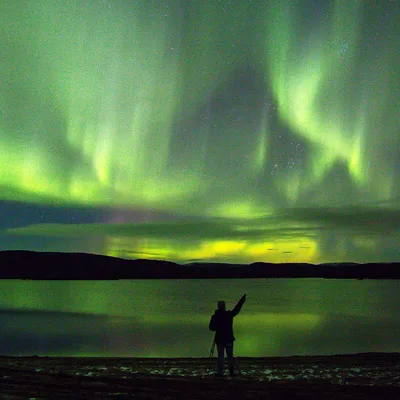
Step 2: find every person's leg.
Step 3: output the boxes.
[226,342,235,375]
[216,343,225,375]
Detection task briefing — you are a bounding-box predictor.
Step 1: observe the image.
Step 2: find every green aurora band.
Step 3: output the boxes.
[1,0,399,263]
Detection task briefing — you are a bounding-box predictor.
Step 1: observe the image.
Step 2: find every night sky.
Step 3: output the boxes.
[1,0,399,264]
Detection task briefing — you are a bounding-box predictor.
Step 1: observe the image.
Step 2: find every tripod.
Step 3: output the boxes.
[205,335,216,374]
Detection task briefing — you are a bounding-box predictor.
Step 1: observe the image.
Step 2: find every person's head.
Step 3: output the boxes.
[217,300,226,311]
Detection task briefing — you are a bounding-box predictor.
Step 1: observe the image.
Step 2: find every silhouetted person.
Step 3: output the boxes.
[209,294,246,376]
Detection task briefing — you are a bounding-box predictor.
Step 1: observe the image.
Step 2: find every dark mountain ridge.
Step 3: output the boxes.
[0,250,399,279]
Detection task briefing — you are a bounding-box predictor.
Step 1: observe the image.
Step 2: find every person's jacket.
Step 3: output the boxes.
[209,296,245,344]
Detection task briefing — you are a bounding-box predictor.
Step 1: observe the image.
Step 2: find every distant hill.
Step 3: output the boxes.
[0,250,399,279]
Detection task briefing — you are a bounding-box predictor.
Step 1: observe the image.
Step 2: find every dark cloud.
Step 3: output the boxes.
[276,206,400,234]
[5,206,399,241]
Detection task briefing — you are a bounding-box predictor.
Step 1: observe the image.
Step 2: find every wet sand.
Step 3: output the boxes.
[1,353,400,399]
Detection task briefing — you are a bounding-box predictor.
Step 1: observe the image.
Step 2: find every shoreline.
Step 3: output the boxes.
[1,352,400,399]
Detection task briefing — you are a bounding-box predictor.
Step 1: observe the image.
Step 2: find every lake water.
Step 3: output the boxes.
[0,279,399,357]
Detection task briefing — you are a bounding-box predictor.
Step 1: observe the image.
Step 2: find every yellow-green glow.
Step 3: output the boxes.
[0,0,399,264]
[265,0,395,193]
[105,236,318,264]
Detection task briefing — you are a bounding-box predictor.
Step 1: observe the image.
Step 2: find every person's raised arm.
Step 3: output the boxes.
[232,294,246,316]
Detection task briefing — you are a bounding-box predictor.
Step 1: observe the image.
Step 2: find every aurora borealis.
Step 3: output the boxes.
[1,0,399,263]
